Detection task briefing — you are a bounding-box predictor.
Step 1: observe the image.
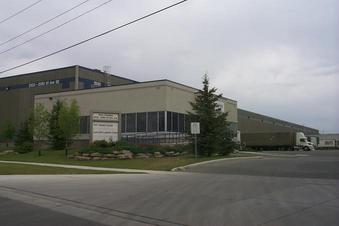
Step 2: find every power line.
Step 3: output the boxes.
[0,0,90,47]
[0,0,42,25]
[0,0,113,55]
[0,0,188,74]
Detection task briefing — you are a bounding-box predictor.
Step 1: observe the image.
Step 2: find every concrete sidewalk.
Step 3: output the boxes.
[0,160,170,174]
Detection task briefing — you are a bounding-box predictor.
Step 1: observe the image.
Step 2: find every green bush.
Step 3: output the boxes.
[90,140,114,148]
[16,142,34,154]
[80,146,113,154]
[79,140,192,155]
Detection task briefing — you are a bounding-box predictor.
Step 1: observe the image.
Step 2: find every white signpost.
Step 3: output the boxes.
[191,122,200,158]
[92,112,119,142]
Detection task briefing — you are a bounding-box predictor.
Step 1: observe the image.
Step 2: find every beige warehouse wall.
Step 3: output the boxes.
[165,85,237,123]
[35,80,238,123]
[35,84,167,114]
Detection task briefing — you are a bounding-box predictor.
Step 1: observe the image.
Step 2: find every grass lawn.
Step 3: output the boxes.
[0,150,252,171]
[0,163,125,175]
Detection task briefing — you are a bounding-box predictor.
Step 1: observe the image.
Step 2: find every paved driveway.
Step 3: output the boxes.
[187,150,339,179]
[0,150,338,226]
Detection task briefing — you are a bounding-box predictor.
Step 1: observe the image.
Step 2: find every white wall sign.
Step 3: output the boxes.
[92,112,119,142]
[92,113,119,122]
[191,122,200,134]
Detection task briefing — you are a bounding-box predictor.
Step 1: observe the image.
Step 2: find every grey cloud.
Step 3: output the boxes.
[0,0,338,132]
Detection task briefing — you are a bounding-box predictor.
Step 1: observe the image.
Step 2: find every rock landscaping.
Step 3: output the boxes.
[70,150,184,160]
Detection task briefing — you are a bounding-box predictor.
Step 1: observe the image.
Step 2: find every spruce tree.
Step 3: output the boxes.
[188,74,233,156]
[1,121,15,148]
[49,100,66,150]
[15,118,34,153]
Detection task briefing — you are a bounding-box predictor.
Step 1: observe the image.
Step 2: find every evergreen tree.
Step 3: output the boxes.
[188,74,234,156]
[49,100,66,150]
[15,118,34,153]
[1,121,15,148]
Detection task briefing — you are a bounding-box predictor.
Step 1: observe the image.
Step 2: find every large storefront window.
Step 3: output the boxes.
[147,112,158,132]
[126,113,136,132]
[79,116,90,134]
[166,111,188,132]
[137,113,146,132]
[121,111,187,133]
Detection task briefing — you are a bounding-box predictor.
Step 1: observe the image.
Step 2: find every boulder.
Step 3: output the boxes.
[92,157,101,161]
[82,153,90,157]
[154,152,164,158]
[112,150,120,155]
[135,153,149,159]
[90,152,102,157]
[121,150,132,155]
[74,156,91,161]
[164,151,175,157]
[103,153,115,158]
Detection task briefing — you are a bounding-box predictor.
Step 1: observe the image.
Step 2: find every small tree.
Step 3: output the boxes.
[49,100,66,150]
[15,118,34,153]
[1,121,15,148]
[32,104,50,156]
[188,74,234,156]
[59,99,80,155]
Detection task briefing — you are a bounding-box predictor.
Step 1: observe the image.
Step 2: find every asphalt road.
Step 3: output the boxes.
[0,150,338,226]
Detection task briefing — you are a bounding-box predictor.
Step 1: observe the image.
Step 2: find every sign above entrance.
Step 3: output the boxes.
[91,112,119,142]
[92,112,118,122]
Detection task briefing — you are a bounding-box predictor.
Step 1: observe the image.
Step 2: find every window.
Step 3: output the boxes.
[147,112,158,132]
[179,113,185,132]
[121,114,126,133]
[184,115,190,132]
[167,111,172,131]
[79,116,90,134]
[126,113,136,132]
[137,112,146,132]
[159,111,165,131]
[172,112,178,132]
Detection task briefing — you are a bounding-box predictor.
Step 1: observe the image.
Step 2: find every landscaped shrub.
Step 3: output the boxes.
[79,140,192,155]
[90,140,114,148]
[16,142,34,154]
[79,146,113,154]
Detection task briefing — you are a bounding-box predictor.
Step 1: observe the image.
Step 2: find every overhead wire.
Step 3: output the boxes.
[0,0,113,55]
[0,0,42,25]
[0,0,188,74]
[0,0,90,47]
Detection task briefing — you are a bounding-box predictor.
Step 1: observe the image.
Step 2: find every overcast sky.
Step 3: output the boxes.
[0,0,338,133]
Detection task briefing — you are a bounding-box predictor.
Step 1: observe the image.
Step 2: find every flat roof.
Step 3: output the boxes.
[0,65,138,83]
[35,79,237,104]
[238,108,318,131]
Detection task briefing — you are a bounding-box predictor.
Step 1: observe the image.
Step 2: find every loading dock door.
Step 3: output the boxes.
[91,112,119,142]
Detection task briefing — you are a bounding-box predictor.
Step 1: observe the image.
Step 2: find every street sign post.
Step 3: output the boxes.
[191,122,200,158]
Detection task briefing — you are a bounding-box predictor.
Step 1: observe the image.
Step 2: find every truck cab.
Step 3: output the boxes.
[296,132,315,151]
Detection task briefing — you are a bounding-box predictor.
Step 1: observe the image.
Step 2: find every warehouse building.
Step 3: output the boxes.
[1,65,320,147]
[34,79,238,146]
[0,65,136,129]
[238,109,319,135]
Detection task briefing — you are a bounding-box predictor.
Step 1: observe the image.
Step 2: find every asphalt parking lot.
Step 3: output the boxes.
[187,150,339,179]
[0,150,338,226]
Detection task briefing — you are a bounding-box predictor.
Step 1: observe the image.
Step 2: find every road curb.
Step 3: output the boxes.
[240,151,309,158]
[171,156,262,172]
